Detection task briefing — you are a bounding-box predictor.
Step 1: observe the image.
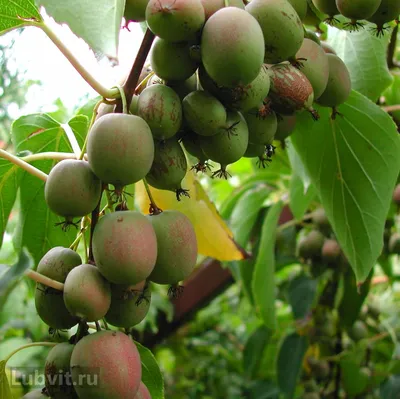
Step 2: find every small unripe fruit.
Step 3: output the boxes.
[148,210,198,285]
[348,320,369,341]
[45,343,78,399]
[312,0,339,16]
[336,0,381,21]
[87,113,154,188]
[124,0,149,22]
[297,230,325,259]
[92,211,158,285]
[45,160,102,219]
[322,239,341,262]
[367,0,400,34]
[312,207,330,231]
[63,264,111,322]
[288,0,308,20]
[245,108,277,145]
[70,331,141,398]
[244,142,265,158]
[317,54,351,108]
[105,281,151,328]
[201,7,265,87]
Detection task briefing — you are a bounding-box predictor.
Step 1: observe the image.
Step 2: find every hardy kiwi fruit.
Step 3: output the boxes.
[296,38,329,99]
[87,113,154,189]
[317,54,351,108]
[182,90,227,136]
[70,331,142,398]
[274,114,297,141]
[336,0,382,26]
[322,239,341,262]
[244,142,265,158]
[124,0,149,22]
[92,211,158,285]
[63,264,111,322]
[148,210,198,285]
[246,0,304,64]
[201,7,265,87]
[311,0,339,17]
[297,230,325,259]
[138,84,182,140]
[45,160,101,221]
[45,343,78,399]
[105,281,151,328]
[367,0,400,34]
[244,107,277,145]
[146,0,205,42]
[288,0,308,20]
[135,382,152,399]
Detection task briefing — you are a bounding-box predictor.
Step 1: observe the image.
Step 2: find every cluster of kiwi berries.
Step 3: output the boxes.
[121,0,353,179]
[311,0,400,33]
[25,91,198,396]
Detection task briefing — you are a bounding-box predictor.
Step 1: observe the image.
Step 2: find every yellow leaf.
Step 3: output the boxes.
[136,172,245,261]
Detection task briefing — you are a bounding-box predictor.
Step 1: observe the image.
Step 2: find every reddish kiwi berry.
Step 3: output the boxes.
[269,63,318,119]
[246,0,304,64]
[147,210,198,285]
[124,0,149,22]
[45,160,102,221]
[146,138,189,199]
[146,0,205,42]
[389,233,400,254]
[70,331,142,398]
[92,211,158,285]
[63,264,111,322]
[87,113,154,188]
[150,38,199,81]
[183,90,227,136]
[35,247,81,329]
[105,281,151,328]
[135,382,152,399]
[297,230,325,259]
[393,184,400,205]
[317,54,351,108]
[322,239,341,262]
[138,84,182,140]
[201,7,265,87]
[296,38,329,99]
[45,343,78,399]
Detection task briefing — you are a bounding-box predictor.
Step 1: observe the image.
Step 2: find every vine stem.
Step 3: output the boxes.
[88,189,104,264]
[382,104,400,112]
[5,342,57,364]
[35,22,120,99]
[23,152,79,162]
[143,179,162,214]
[24,270,64,291]
[116,28,155,112]
[0,149,47,181]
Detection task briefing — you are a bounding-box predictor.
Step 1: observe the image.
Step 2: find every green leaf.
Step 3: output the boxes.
[0,360,12,399]
[289,174,316,221]
[383,75,400,121]
[0,160,22,248]
[248,380,280,399]
[327,28,393,101]
[0,248,33,297]
[11,114,76,264]
[340,356,369,396]
[36,0,125,59]
[291,91,400,283]
[68,115,89,147]
[252,201,284,330]
[287,274,317,320]
[287,143,311,191]
[338,267,372,329]
[243,325,271,379]
[277,332,308,399]
[134,341,164,399]
[0,0,42,35]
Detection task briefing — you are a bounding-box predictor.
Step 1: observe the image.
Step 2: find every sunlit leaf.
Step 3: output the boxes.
[252,201,284,330]
[0,0,42,35]
[36,0,125,59]
[134,341,164,399]
[291,91,400,282]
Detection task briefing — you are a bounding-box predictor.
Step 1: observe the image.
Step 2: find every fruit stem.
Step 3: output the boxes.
[4,342,57,365]
[88,189,104,263]
[24,270,64,291]
[135,71,155,94]
[102,318,110,330]
[382,104,400,113]
[38,22,120,100]
[114,85,128,114]
[0,149,48,182]
[143,179,162,215]
[277,212,313,232]
[116,28,155,112]
[79,99,103,160]
[62,123,81,158]
[95,321,101,332]
[22,152,79,162]
[224,0,230,5]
